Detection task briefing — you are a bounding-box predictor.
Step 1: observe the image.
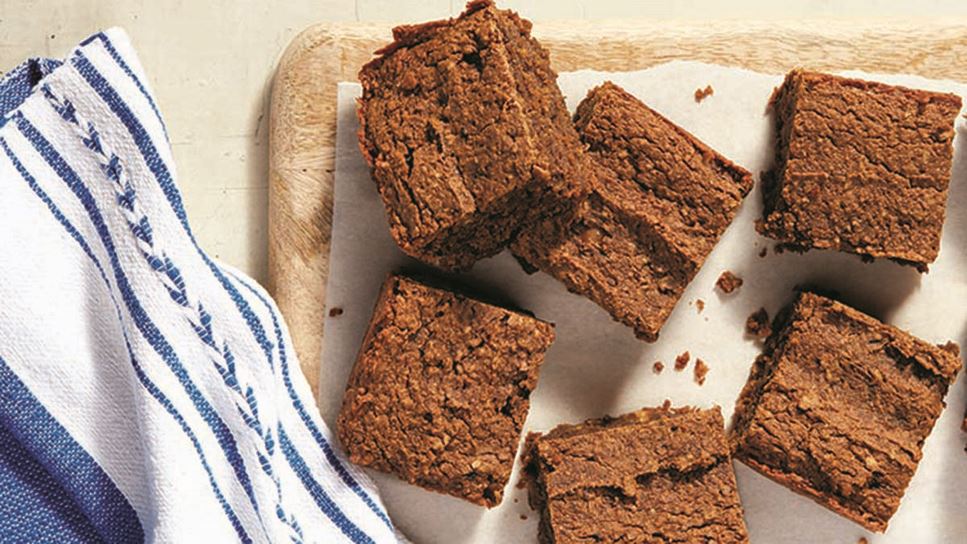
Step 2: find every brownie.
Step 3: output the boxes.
[716,270,743,294]
[758,69,962,269]
[512,82,753,341]
[730,291,962,532]
[744,307,770,339]
[357,0,593,271]
[522,406,749,544]
[336,274,554,506]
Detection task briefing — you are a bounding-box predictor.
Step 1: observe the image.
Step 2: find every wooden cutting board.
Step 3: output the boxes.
[267,17,967,400]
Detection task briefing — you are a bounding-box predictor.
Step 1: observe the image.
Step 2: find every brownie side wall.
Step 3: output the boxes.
[491,8,593,216]
[728,299,800,452]
[759,70,801,228]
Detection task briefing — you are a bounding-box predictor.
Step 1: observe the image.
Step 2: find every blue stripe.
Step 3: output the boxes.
[79,32,167,137]
[0,423,100,544]
[0,357,143,543]
[12,114,269,538]
[278,429,375,544]
[71,51,277,363]
[74,46,391,528]
[0,58,62,126]
[232,273,395,531]
[0,138,252,543]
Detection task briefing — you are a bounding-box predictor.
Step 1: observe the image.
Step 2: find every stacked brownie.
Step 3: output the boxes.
[513,82,753,340]
[357,0,593,271]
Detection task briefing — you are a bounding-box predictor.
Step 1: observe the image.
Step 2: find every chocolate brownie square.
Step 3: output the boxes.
[512,82,753,341]
[730,291,962,531]
[758,69,962,269]
[336,274,554,507]
[357,0,593,271]
[523,406,749,544]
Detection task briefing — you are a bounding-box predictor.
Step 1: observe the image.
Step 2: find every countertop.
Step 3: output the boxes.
[3,0,967,286]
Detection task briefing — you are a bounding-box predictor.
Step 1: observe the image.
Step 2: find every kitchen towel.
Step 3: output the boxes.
[0,29,399,543]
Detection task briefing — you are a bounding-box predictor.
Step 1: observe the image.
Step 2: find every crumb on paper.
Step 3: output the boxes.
[694,84,714,102]
[745,307,771,339]
[674,351,690,371]
[653,361,664,374]
[519,514,528,521]
[329,307,344,317]
[661,399,672,410]
[857,538,869,544]
[694,358,709,386]
[716,271,743,294]
[758,246,768,258]
[696,299,705,313]
[513,497,519,503]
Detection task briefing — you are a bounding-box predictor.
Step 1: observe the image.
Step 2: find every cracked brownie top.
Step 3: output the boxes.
[758,69,962,268]
[337,273,554,507]
[730,291,962,532]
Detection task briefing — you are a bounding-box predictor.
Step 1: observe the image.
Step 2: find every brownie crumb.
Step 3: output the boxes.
[857,538,869,544]
[716,271,743,294]
[694,358,709,385]
[653,361,665,374]
[674,351,690,371]
[745,308,771,339]
[328,307,344,317]
[519,514,528,521]
[694,85,714,103]
[696,299,706,313]
[758,247,768,258]
[661,399,672,410]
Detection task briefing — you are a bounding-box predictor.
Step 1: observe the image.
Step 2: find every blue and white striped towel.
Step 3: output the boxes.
[0,29,400,543]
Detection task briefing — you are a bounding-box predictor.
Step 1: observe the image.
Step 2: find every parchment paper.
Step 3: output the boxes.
[323,61,967,543]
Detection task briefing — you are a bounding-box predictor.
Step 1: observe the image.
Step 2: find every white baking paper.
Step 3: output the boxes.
[323,61,967,543]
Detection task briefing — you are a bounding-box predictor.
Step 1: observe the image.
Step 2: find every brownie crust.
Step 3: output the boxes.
[730,291,962,531]
[357,0,592,271]
[523,406,750,544]
[758,69,962,268]
[337,274,554,507]
[513,82,753,341]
